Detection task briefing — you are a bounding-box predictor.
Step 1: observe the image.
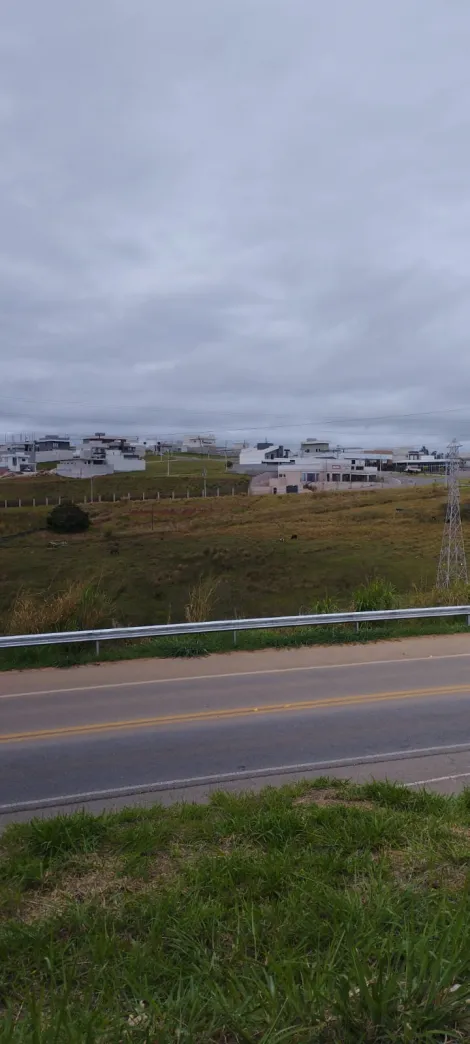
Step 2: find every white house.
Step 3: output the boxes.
[0,434,74,465]
[299,438,330,455]
[270,458,379,493]
[182,434,217,453]
[56,436,146,477]
[239,443,296,471]
[0,452,36,475]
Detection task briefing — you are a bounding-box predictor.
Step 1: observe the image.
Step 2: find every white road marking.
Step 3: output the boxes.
[3,741,470,814]
[407,772,470,787]
[1,649,470,700]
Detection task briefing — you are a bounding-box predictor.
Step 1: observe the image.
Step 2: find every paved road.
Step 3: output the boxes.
[3,636,470,821]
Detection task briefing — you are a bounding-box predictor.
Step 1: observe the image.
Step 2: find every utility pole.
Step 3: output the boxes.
[167,454,170,477]
[437,439,467,588]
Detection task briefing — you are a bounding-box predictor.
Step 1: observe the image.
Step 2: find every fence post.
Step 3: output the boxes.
[98,494,102,503]
[142,491,145,501]
[157,491,160,501]
[217,487,220,497]
[83,495,87,504]
[33,498,36,508]
[4,500,6,509]
[128,493,131,501]
[113,492,116,503]
[18,498,21,508]
[46,497,49,506]
[187,488,190,498]
[58,496,61,506]
[172,491,175,500]
[232,487,235,496]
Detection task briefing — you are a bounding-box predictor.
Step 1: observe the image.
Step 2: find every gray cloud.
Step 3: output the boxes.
[1,0,470,446]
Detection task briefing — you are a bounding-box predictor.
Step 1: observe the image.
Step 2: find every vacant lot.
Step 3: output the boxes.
[0,456,247,505]
[2,779,470,1041]
[0,485,461,629]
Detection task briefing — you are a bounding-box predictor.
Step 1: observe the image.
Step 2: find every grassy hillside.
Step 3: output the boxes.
[3,779,470,1041]
[0,485,461,631]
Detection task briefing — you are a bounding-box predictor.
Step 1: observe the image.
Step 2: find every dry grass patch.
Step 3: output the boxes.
[294,788,375,810]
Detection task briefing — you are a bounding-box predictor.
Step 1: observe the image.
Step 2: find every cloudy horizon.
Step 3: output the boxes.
[2,0,470,448]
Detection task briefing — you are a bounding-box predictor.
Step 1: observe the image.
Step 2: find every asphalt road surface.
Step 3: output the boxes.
[3,635,470,823]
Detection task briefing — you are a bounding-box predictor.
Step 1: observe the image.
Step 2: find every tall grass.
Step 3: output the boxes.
[352,576,397,612]
[185,575,221,623]
[6,580,117,634]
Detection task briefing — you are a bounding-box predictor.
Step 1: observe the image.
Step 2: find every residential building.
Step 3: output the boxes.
[270,458,379,494]
[299,439,330,455]
[56,436,146,477]
[0,434,74,465]
[239,443,296,473]
[0,452,36,475]
[182,434,217,453]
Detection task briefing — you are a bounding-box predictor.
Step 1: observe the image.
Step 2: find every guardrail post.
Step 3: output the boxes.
[355,621,360,632]
[95,640,100,656]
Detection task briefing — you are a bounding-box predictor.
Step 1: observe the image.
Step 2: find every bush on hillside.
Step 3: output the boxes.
[352,576,397,612]
[47,500,90,533]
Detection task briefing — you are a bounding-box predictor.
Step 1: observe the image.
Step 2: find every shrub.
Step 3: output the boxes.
[47,500,90,533]
[352,576,397,612]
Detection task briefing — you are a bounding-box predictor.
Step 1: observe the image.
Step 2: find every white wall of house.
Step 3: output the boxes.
[57,460,114,478]
[35,449,75,463]
[106,449,146,472]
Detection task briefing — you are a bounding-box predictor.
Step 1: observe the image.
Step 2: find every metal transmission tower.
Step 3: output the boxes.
[437,439,468,588]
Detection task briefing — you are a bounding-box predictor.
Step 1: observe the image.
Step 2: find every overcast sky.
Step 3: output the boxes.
[2,0,470,446]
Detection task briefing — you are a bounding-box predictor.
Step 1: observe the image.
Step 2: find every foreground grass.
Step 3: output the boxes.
[3,780,470,1041]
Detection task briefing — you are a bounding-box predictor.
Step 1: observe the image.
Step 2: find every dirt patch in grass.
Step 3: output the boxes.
[386,848,470,892]
[294,788,375,810]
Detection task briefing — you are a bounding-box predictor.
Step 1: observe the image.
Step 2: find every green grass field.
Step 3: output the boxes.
[3,778,470,1041]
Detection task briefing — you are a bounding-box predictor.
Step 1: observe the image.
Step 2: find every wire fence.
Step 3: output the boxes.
[0,487,247,508]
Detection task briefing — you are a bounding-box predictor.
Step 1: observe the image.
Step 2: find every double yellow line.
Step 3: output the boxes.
[1,683,469,744]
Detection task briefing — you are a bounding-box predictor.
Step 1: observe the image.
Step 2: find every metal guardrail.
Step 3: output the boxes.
[0,604,469,651]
